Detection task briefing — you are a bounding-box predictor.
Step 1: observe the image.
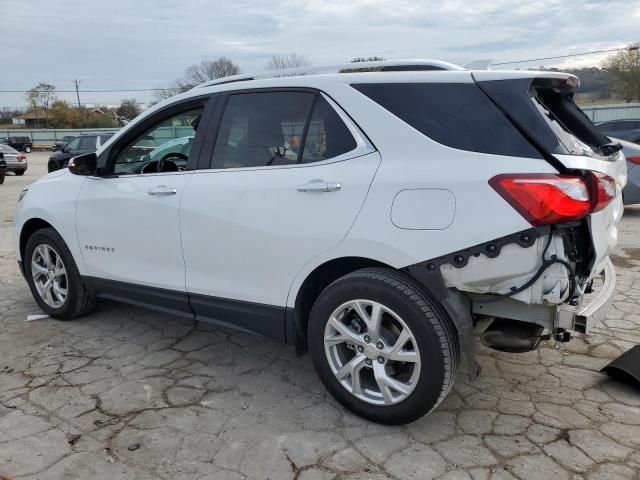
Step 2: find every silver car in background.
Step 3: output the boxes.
[612,137,640,205]
[0,144,27,176]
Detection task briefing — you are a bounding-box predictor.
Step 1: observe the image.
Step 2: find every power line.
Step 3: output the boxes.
[0,87,170,93]
[492,45,638,66]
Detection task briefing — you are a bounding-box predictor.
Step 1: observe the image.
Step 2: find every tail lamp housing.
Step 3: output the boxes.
[490,172,616,226]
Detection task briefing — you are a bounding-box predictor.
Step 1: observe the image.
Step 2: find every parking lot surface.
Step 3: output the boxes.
[1,152,640,480]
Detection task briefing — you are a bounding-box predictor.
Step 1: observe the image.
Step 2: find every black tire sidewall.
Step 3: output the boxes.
[308,273,450,424]
[24,228,83,319]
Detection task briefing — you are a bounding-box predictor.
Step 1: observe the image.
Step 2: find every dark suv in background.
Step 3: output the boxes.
[596,119,640,143]
[0,136,33,153]
[48,133,114,172]
[52,135,76,152]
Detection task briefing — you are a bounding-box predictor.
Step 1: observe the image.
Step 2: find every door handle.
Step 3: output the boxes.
[297,180,342,193]
[147,185,177,196]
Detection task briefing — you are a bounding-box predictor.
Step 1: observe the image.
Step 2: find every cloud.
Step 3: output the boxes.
[0,0,637,107]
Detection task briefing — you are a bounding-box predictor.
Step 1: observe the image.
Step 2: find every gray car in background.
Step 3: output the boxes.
[0,144,27,175]
[613,137,640,205]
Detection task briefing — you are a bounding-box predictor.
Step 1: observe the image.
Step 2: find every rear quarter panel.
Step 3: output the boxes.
[287,81,557,306]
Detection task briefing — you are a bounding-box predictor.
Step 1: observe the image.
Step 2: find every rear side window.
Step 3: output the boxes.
[302,97,357,163]
[78,136,96,150]
[352,83,540,158]
[212,91,358,169]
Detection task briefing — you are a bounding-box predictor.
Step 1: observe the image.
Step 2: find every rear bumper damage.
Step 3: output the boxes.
[472,257,615,335]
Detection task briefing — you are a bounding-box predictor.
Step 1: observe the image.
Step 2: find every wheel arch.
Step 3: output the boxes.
[20,217,55,261]
[289,257,390,348]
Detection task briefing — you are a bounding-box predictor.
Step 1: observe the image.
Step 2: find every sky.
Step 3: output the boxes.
[1,0,639,109]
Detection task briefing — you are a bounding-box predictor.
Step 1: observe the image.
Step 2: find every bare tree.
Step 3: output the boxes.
[182,57,240,86]
[25,82,56,128]
[340,56,385,73]
[265,53,312,71]
[153,57,240,104]
[602,44,640,102]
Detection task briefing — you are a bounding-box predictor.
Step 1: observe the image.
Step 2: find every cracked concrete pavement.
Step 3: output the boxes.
[1,153,640,479]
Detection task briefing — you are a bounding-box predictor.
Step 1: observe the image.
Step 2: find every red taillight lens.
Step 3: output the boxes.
[588,172,616,212]
[17,154,26,162]
[489,174,592,226]
[627,156,640,165]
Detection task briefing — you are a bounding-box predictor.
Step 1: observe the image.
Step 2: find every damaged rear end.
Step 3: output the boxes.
[442,71,625,352]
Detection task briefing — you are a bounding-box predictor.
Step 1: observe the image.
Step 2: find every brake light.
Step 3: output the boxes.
[17,154,26,162]
[489,174,592,226]
[588,172,616,212]
[627,156,640,165]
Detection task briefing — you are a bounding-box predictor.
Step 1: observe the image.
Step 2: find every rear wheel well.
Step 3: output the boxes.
[293,257,391,346]
[20,218,54,261]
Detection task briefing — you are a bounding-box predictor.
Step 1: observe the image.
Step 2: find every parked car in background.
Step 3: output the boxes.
[48,133,114,172]
[0,144,27,175]
[0,136,33,153]
[596,119,640,143]
[611,137,640,205]
[52,135,76,152]
[0,154,6,184]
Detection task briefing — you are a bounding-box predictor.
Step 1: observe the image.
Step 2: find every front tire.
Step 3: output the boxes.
[24,146,31,153]
[24,228,94,320]
[308,268,459,425]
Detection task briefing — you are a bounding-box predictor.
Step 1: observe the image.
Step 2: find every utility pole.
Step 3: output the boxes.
[73,79,81,109]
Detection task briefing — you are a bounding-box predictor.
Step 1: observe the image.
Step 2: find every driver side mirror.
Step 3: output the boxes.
[68,152,97,176]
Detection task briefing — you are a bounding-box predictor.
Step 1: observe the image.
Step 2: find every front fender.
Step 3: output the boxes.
[15,171,87,274]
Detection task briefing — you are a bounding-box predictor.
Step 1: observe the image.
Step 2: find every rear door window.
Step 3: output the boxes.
[212,91,358,169]
[78,136,97,151]
[352,83,540,158]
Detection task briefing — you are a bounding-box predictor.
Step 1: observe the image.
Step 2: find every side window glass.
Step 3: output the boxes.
[78,136,96,150]
[302,97,357,163]
[112,107,203,175]
[212,92,315,169]
[66,137,81,151]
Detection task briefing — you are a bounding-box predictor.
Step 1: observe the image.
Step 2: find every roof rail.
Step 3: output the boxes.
[193,59,464,90]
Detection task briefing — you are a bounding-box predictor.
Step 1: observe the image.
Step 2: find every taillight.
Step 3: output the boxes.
[627,156,640,165]
[17,154,26,162]
[489,174,592,226]
[588,172,616,212]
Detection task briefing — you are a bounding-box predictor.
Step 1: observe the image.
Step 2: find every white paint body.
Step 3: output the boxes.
[13,68,622,318]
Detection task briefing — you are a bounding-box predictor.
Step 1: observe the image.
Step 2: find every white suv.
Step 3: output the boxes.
[14,60,625,424]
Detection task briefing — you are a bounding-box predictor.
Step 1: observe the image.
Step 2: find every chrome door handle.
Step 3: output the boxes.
[148,185,177,196]
[297,181,342,193]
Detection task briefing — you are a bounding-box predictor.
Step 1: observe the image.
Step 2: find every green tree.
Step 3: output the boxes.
[602,44,640,102]
[25,82,56,127]
[48,100,82,128]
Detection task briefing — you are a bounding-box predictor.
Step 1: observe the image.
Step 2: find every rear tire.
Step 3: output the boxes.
[24,228,94,320]
[14,170,25,176]
[308,267,459,424]
[0,173,4,184]
[24,146,31,153]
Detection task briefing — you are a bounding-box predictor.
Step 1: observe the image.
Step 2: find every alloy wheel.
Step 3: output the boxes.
[31,244,68,308]
[323,299,421,405]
